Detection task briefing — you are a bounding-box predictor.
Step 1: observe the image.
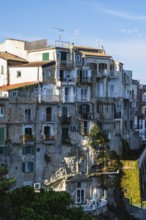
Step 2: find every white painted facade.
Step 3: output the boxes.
[9,66,43,84]
[0,58,8,86]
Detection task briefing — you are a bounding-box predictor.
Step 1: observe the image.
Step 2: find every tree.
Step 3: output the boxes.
[1,187,92,220]
[0,166,15,219]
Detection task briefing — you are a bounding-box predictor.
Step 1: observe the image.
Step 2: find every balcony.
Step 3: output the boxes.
[79,113,94,120]
[76,95,90,102]
[60,95,76,103]
[61,78,76,86]
[114,112,121,120]
[57,60,73,69]
[77,77,92,85]
[96,69,107,78]
[41,95,59,103]
[108,71,119,78]
[22,134,35,144]
[42,134,57,144]
[60,116,71,125]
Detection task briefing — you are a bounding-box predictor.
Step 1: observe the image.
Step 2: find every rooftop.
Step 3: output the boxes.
[11,60,55,67]
[0,81,39,91]
[0,52,27,62]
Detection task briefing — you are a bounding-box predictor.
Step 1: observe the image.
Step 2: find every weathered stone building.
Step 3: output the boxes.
[0,38,141,204]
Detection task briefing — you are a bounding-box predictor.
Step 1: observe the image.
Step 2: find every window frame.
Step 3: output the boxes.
[0,106,4,117]
[17,71,21,78]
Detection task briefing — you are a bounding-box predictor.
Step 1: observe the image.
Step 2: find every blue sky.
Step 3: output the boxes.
[1,0,146,83]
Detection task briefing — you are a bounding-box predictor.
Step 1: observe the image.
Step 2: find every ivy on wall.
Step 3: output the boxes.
[121,160,141,205]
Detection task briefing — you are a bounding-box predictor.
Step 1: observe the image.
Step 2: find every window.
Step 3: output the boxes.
[97,103,102,113]
[22,145,35,155]
[22,162,33,172]
[81,88,87,101]
[17,71,21,77]
[0,147,9,156]
[61,52,67,61]
[76,55,81,62]
[44,126,51,136]
[46,107,52,121]
[0,106,4,117]
[77,189,84,203]
[12,91,18,97]
[25,109,31,122]
[42,53,49,61]
[62,127,69,142]
[25,127,32,135]
[0,147,4,155]
[0,128,4,145]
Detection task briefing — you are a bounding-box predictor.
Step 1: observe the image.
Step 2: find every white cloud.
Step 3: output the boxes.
[102,8,146,21]
[120,28,138,34]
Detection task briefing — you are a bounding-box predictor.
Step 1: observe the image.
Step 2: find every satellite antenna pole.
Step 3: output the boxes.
[54,27,64,41]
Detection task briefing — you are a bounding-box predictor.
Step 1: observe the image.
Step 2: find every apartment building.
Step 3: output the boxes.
[0,38,140,202]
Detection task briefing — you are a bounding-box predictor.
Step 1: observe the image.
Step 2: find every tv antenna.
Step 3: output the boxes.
[54,26,64,41]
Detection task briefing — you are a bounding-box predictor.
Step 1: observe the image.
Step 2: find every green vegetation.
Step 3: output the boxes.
[89,124,119,172]
[120,160,141,205]
[0,186,92,220]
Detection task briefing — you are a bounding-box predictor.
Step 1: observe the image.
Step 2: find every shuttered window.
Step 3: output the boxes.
[42,53,49,61]
[0,128,4,145]
[0,147,10,156]
[22,162,33,172]
[22,146,35,155]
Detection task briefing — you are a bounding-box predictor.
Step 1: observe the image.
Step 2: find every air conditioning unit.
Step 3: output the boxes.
[71,126,78,131]
[34,183,41,190]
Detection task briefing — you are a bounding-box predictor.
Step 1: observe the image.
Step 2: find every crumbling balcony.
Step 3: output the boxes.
[42,134,57,144]
[79,113,94,120]
[22,134,35,144]
[59,116,71,125]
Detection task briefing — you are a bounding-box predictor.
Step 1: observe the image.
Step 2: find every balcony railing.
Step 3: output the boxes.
[57,60,73,69]
[41,95,59,103]
[42,134,57,144]
[79,113,94,120]
[61,78,76,86]
[114,112,121,119]
[77,77,92,84]
[76,95,90,102]
[60,116,71,124]
[22,134,35,143]
[60,95,76,102]
[43,134,57,141]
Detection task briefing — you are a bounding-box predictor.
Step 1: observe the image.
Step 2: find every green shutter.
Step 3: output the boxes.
[0,128,4,145]
[32,146,35,155]
[30,162,33,172]
[22,146,25,155]
[4,147,10,156]
[22,163,25,172]
[42,53,49,61]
